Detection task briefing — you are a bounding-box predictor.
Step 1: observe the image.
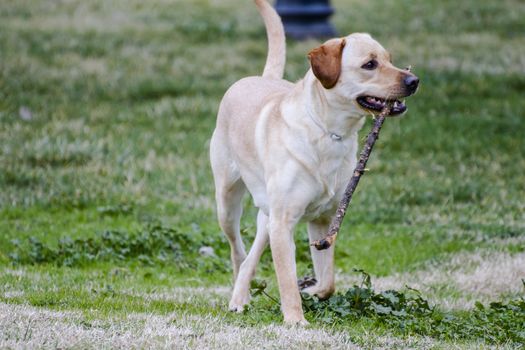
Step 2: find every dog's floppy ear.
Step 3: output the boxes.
[308,38,346,89]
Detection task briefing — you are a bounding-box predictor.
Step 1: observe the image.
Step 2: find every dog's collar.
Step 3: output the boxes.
[307,111,343,142]
[330,133,342,141]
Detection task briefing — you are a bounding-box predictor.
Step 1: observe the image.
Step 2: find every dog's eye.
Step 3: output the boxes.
[361,59,378,70]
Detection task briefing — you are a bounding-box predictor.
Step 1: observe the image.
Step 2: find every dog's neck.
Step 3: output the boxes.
[291,70,366,140]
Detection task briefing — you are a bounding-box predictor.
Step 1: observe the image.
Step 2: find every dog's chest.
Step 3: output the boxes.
[304,138,356,219]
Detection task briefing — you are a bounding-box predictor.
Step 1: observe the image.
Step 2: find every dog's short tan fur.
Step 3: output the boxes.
[210,0,418,324]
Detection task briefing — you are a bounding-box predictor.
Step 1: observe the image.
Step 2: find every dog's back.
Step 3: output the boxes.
[215,0,290,132]
[211,0,293,175]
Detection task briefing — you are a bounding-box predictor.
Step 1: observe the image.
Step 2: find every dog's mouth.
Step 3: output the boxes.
[356,96,407,116]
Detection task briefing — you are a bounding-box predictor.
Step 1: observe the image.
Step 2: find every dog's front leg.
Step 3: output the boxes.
[268,209,307,325]
[303,219,335,299]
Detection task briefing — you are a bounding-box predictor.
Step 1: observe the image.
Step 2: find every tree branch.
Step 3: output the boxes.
[311,104,392,250]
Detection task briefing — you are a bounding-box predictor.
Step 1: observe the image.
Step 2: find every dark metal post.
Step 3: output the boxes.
[275,0,337,40]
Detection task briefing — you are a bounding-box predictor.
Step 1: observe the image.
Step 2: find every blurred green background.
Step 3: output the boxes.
[1,0,523,269]
[0,1,524,344]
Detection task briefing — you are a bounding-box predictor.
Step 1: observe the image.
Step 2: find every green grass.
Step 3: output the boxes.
[1,0,524,348]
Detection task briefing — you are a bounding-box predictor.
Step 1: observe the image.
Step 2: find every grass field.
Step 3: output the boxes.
[1,0,524,348]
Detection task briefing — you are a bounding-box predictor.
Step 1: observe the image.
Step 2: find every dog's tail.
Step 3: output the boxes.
[254,0,286,80]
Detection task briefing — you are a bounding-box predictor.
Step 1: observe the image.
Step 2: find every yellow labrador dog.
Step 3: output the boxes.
[210,0,418,324]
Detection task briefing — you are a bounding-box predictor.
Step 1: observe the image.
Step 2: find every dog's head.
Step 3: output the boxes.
[308,33,419,117]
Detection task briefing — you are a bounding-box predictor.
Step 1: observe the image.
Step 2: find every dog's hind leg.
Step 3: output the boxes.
[229,209,269,312]
[303,219,335,299]
[210,135,248,282]
[214,176,247,282]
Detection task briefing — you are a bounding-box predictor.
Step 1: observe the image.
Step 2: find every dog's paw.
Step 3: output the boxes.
[301,284,335,300]
[228,295,250,313]
[297,319,310,327]
[228,303,245,313]
[284,316,309,326]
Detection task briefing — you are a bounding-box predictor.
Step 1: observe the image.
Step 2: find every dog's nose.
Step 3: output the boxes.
[404,75,419,94]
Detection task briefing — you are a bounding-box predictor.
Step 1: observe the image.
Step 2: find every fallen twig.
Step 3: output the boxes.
[311,104,393,250]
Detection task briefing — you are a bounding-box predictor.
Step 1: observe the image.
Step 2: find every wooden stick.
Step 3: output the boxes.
[311,104,392,250]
